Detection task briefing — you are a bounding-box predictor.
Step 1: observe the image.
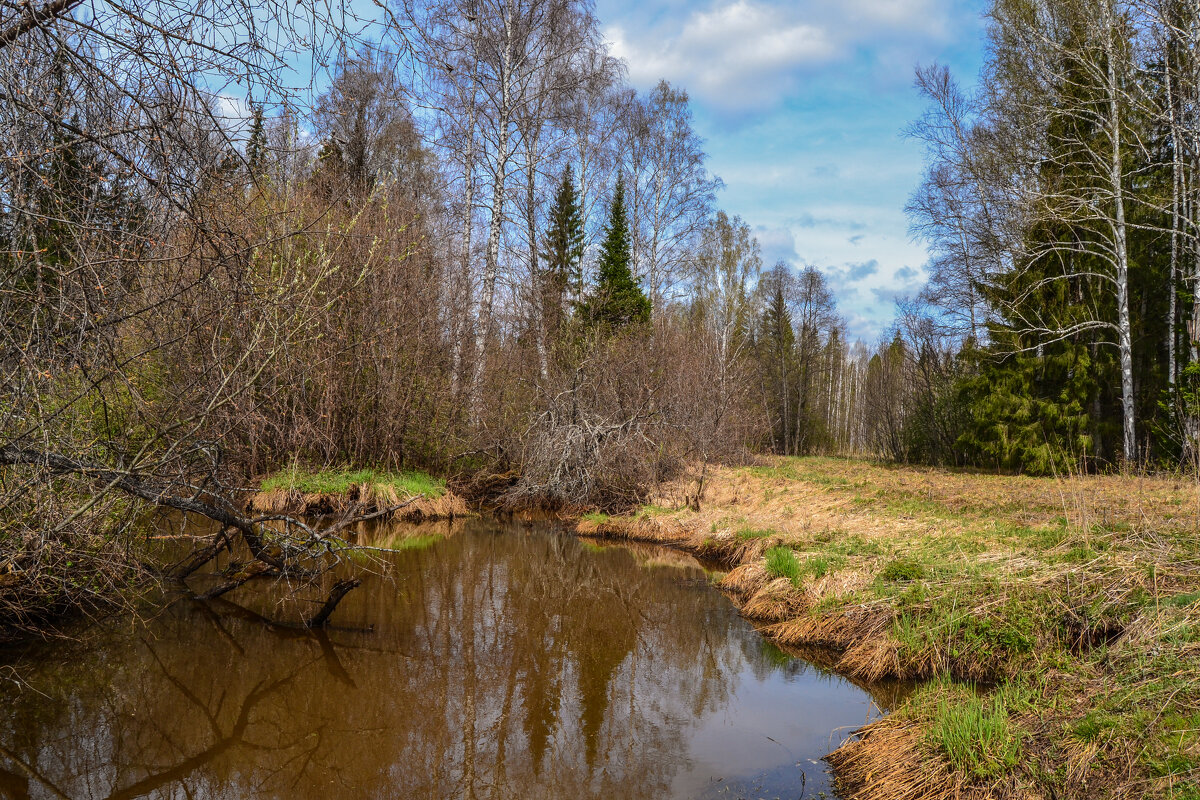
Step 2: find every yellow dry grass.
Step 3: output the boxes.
[574,456,1200,800]
[825,716,967,800]
[248,487,469,521]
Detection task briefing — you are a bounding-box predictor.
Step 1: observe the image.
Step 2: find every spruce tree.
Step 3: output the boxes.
[543,166,586,295]
[578,176,650,330]
[541,165,585,334]
[757,266,796,453]
[246,105,267,178]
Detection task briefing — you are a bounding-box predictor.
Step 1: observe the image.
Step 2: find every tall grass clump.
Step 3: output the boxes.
[928,688,1023,779]
[764,546,802,585]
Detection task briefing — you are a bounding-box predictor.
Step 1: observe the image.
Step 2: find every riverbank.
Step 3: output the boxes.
[247,467,471,520]
[575,457,1200,800]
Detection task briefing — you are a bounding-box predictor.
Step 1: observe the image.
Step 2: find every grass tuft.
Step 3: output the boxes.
[881,558,927,582]
[736,526,776,541]
[764,545,802,585]
[926,685,1023,780]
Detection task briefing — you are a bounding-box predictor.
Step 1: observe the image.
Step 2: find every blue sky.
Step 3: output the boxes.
[596,0,989,342]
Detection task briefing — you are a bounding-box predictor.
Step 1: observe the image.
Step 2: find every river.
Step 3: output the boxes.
[0,517,900,799]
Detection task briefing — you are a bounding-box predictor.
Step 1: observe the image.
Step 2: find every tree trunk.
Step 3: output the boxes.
[1108,24,1136,464]
[450,107,476,400]
[469,15,513,422]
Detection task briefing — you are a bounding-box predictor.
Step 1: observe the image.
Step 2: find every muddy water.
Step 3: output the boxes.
[0,518,896,799]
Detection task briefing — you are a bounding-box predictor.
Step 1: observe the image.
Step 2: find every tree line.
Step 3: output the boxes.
[10,0,1191,636]
[813,0,1200,474]
[0,0,788,634]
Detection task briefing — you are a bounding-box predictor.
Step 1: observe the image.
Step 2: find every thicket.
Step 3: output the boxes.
[0,0,766,636]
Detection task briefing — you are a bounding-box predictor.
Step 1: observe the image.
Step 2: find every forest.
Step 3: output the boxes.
[2,0,1200,628]
[6,2,1200,799]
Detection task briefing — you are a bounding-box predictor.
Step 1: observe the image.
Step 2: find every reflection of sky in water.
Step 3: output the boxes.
[679,636,882,797]
[0,520,890,799]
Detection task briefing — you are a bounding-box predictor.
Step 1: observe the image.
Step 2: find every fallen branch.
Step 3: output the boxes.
[305,579,361,628]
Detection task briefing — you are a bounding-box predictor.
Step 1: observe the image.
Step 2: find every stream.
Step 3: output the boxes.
[0,517,901,799]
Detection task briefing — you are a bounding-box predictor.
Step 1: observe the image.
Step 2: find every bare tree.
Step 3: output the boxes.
[619,81,722,311]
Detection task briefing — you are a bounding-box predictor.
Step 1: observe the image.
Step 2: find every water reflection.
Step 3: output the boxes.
[0,519,893,799]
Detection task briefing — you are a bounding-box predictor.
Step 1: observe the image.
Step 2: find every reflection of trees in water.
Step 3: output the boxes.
[0,521,791,799]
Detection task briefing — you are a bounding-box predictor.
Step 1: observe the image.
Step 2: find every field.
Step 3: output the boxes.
[577,457,1200,799]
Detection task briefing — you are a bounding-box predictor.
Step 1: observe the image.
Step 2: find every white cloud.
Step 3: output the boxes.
[214,94,252,131]
[605,0,962,112]
[607,1,836,111]
[755,224,800,266]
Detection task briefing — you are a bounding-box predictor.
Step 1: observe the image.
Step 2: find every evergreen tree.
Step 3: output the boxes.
[757,264,796,453]
[540,165,585,335]
[578,176,650,330]
[246,105,267,178]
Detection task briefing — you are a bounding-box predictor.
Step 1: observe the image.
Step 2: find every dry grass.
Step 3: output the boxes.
[248,470,470,521]
[825,716,966,800]
[576,456,1200,800]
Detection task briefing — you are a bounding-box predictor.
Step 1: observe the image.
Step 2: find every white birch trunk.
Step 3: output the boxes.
[1107,20,1136,463]
[468,9,513,421]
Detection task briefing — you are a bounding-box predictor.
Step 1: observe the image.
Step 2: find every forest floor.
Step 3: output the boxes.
[575,457,1200,800]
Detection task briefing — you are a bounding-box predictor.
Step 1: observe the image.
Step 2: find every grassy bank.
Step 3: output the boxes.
[250,466,470,521]
[576,457,1200,800]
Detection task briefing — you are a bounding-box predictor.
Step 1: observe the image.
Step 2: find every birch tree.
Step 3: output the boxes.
[990,0,1144,461]
[620,81,721,311]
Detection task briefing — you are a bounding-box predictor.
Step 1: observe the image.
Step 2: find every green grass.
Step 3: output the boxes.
[763,546,841,586]
[800,554,838,580]
[260,466,445,498]
[880,558,927,582]
[736,526,776,541]
[926,684,1024,780]
[764,546,802,585]
[582,511,611,524]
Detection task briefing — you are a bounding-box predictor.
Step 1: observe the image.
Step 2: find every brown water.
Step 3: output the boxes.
[0,518,897,799]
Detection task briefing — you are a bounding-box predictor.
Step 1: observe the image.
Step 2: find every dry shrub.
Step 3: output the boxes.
[492,312,763,511]
[0,493,149,643]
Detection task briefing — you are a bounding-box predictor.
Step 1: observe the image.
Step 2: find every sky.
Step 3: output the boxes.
[596,0,989,342]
